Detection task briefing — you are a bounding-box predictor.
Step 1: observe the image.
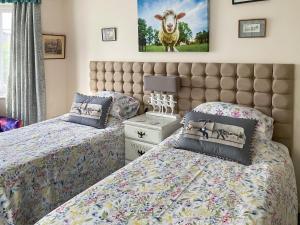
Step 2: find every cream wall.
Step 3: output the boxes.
[41,0,68,119]
[64,0,300,205]
[0,0,69,119]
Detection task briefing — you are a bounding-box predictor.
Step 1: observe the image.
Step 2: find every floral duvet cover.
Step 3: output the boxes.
[0,116,125,225]
[36,131,297,225]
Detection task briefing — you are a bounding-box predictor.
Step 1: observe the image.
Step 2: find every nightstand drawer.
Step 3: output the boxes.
[125,139,155,161]
[125,125,161,144]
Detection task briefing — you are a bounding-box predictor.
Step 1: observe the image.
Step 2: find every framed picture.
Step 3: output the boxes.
[239,19,266,38]
[102,27,117,41]
[233,0,266,4]
[137,0,209,52]
[42,34,66,59]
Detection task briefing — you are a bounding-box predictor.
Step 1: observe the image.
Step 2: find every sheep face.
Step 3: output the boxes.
[155,10,185,34]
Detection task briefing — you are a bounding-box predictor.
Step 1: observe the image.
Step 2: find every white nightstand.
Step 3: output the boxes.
[123,113,181,164]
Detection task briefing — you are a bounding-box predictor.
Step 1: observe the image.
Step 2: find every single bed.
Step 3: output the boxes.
[0,115,125,225]
[35,130,297,224]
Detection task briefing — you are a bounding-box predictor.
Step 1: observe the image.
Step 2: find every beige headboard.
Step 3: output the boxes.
[90,61,294,149]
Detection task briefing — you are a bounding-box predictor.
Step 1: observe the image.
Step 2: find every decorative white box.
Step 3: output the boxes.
[123,114,181,163]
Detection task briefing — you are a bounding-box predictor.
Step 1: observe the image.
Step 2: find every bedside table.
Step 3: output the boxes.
[123,114,181,164]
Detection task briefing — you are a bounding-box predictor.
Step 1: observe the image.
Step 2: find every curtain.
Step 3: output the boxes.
[6,2,46,125]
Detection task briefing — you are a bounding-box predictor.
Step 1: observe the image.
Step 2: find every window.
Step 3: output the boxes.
[0,5,12,98]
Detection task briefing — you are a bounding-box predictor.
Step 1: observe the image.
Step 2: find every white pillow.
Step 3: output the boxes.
[193,102,274,140]
[96,91,140,120]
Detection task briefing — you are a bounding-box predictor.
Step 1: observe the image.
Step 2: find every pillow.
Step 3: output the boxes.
[96,91,140,120]
[66,93,113,129]
[176,112,257,165]
[0,117,22,132]
[193,102,274,140]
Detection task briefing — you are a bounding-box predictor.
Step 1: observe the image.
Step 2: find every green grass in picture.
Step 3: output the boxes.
[177,43,209,52]
[145,45,165,52]
[144,43,209,52]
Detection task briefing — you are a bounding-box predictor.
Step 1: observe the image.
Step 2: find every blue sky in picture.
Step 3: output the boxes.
[138,0,209,37]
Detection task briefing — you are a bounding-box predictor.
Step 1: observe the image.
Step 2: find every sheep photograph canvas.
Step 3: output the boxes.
[138,0,209,52]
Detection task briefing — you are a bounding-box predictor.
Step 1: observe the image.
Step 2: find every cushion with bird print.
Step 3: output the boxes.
[176,111,257,165]
[66,93,113,129]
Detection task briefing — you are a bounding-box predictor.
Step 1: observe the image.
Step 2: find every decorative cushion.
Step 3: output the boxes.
[96,91,140,120]
[66,93,113,129]
[176,112,257,165]
[0,117,22,132]
[193,102,274,140]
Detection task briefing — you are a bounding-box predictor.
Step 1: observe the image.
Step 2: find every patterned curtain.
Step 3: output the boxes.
[6,2,46,125]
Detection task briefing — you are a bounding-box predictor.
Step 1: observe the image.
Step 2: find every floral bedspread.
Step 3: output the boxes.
[0,116,125,225]
[36,131,297,225]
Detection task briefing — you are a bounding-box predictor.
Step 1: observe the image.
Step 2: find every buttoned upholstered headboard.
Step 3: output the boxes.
[89,61,294,149]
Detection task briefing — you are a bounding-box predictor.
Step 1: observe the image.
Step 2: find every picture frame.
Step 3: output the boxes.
[232,0,266,4]
[42,34,66,59]
[239,19,266,38]
[137,0,209,52]
[101,27,117,41]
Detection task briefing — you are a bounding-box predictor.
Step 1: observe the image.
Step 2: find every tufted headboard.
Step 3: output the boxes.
[90,61,294,149]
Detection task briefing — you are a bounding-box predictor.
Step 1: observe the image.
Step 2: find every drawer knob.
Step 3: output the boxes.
[137,131,146,138]
[138,150,146,156]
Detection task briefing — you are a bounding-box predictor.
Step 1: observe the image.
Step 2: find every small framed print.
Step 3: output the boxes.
[239,19,266,38]
[102,27,117,41]
[233,0,266,4]
[43,34,66,59]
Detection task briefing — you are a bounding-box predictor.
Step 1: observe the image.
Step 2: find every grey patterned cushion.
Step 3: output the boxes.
[67,93,113,129]
[96,91,140,120]
[176,112,257,165]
